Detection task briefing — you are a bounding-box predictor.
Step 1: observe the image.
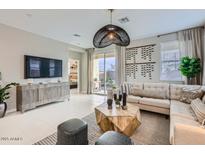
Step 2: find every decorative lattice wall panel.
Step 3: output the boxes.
[125,44,158,82]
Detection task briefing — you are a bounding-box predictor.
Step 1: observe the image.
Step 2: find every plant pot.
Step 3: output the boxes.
[0,102,7,118]
[187,77,196,85]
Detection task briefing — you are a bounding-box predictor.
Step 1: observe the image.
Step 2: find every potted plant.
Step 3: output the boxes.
[0,82,18,118]
[179,56,201,85]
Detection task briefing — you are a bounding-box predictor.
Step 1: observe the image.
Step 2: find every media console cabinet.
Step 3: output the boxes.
[17,82,70,112]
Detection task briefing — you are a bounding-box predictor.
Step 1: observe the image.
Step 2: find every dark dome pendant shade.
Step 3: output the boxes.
[93,10,130,48]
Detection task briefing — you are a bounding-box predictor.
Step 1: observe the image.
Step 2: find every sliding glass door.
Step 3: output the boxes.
[93,52,115,94]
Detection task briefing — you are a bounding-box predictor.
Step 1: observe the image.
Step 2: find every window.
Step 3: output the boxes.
[93,52,115,94]
[160,40,182,81]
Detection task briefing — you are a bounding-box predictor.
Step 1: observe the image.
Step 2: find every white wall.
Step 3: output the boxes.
[126,33,181,83]
[0,23,85,112]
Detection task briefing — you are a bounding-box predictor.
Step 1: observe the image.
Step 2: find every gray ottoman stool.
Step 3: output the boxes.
[57,118,88,145]
[95,131,134,145]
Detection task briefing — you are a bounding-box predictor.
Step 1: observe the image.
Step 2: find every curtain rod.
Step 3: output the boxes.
[157,25,204,37]
[126,44,156,50]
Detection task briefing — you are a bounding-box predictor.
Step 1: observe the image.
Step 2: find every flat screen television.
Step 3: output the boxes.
[25,55,62,78]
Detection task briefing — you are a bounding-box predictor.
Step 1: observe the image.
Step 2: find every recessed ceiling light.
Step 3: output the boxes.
[118,17,130,24]
[73,34,81,37]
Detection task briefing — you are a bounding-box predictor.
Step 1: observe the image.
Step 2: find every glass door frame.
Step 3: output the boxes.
[93,51,115,95]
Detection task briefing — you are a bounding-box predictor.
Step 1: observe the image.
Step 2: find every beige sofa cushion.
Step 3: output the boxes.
[170,114,201,144]
[144,83,169,98]
[130,88,143,96]
[174,123,205,145]
[170,84,202,101]
[125,82,143,94]
[170,84,183,100]
[170,100,196,120]
[137,103,170,115]
[130,83,143,89]
[139,97,170,109]
[127,95,141,103]
[191,98,205,123]
[130,88,167,99]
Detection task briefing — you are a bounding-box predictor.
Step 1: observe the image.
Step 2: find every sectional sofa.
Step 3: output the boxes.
[125,82,205,145]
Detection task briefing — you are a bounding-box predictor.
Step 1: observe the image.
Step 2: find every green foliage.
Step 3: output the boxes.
[179,56,201,78]
[0,83,18,103]
[107,77,113,84]
[112,84,117,90]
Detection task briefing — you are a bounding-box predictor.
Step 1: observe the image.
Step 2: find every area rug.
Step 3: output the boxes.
[34,111,170,145]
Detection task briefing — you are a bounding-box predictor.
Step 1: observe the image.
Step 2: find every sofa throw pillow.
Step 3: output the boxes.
[191,98,205,123]
[202,95,205,104]
[130,88,167,99]
[179,87,204,104]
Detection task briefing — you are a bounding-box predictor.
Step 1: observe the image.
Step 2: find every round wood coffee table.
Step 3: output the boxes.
[95,103,141,137]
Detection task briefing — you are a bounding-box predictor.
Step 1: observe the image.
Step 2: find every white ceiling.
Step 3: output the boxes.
[0,9,205,48]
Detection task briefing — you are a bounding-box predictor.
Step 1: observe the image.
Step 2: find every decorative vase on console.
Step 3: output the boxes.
[107,89,113,109]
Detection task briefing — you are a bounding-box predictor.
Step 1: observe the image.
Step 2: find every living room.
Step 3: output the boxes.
[0,1,205,152]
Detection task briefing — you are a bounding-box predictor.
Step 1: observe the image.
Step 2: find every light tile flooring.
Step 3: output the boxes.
[0,94,105,145]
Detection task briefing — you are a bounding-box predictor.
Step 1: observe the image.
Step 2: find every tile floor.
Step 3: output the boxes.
[0,94,105,145]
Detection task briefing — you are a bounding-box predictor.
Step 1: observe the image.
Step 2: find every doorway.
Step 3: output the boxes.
[69,59,80,94]
[93,52,115,95]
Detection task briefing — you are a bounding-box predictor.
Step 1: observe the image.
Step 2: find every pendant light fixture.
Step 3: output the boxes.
[93,9,130,48]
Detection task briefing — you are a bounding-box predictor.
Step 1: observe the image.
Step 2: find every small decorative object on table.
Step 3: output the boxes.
[113,89,122,108]
[107,89,113,109]
[121,92,127,110]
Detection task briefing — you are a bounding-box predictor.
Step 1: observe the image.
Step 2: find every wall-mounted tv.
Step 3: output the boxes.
[25,55,62,78]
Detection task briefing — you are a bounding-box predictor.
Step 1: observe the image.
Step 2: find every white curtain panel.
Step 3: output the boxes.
[178,27,204,85]
[86,48,95,94]
[115,45,126,87]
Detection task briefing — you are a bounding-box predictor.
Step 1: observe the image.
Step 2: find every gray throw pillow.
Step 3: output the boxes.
[179,88,204,104]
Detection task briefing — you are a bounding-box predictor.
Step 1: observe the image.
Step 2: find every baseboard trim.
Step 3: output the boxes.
[6,108,17,114]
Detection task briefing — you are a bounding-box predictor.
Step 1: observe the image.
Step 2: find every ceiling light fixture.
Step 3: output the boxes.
[93,9,130,48]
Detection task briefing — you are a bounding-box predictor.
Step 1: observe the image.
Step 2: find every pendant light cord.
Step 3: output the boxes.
[109,9,113,24]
